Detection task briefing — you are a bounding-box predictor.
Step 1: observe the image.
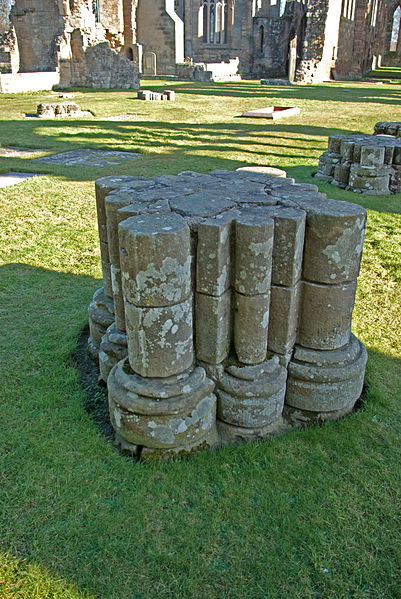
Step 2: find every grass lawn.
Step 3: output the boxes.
[0,76,400,599]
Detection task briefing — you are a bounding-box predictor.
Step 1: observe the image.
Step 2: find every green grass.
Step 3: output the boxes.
[0,79,400,599]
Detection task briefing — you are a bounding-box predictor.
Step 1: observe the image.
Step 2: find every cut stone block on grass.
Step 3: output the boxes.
[241,106,300,119]
[35,149,141,168]
[0,172,42,188]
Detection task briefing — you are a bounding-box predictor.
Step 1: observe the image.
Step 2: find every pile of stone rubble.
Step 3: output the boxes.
[315,122,401,195]
[88,168,368,458]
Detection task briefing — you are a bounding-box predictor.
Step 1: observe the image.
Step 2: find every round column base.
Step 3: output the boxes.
[88,287,114,360]
[108,358,217,451]
[98,323,127,382]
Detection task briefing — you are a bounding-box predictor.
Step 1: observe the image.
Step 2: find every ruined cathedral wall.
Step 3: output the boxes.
[336,0,388,80]
[137,0,184,74]
[10,0,65,72]
[295,0,341,84]
[182,0,252,70]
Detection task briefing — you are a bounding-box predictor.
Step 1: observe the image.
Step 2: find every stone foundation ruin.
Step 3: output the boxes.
[315,122,401,194]
[88,168,368,457]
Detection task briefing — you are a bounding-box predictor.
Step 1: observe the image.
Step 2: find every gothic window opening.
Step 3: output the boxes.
[92,0,100,23]
[259,25,264,54]
[390,6,401,51]
[202,0,229,44]
[279,0,287,17]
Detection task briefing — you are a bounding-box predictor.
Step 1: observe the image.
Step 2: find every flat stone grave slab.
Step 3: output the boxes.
[0,147,46,158]
[0,172,42,188]
[242,106,300,120]
[35,149,141,168]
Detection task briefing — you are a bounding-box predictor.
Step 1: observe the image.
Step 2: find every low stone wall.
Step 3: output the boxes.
[315,127,401,195]
[0,71,60,93]
[88,169,367,458]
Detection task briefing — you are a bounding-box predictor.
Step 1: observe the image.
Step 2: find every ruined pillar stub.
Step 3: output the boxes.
[92,169,368,455]
[316,129,401,195]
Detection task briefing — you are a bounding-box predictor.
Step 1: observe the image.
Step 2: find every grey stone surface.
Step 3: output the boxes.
[300,198,366,285]
[108,358,216,449]
[98,323,128,382]
[233,291,270,365]
[297,280,357,350]
[169,191,236,217]
[264,206,306,287]
[215,358,287,428]
[268,283,301,355]
[125,298,193,378]
[95,176,144,243]
[233,214,274,295]
[195,291,231,365]
[196,219,231,296]
[286,335,368,412]
[110,265,126,332]
[119,213,191,307]
[87,287,115,354]
[35,149,141,167]
[91,168,368,455]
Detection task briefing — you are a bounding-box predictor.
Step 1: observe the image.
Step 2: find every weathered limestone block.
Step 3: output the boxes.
[233,291,269,364]
[327,135,344,154]
[317,129,400,195]
[393,144,401,165]
[265,206,306,287]
[95,176,145,244]
[99,240,112,298]
[108,361,217,450]
[316,152,340,179]
[285,334,368,413]
[340,139,355,162]
[105,192,136,267]
[118,213,192,307]
[87,287,115,358]
[332,162,351,188]
[196,219,231,296]
[117,200,171,224]
[195,291,231,365]
[268,283,301,355]
[98,323,128,382]
[348,165,391,195]
[233,214,274,295]
[110,265,125,332]
[390,165,401,193]
[215,357,287,430]
[301,198,366,285]
[360,145,385,167]
[125,298,193,378]
[297,280,357,351]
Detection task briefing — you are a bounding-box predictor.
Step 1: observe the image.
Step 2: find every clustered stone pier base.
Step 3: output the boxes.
[315,122,401,195]
[88,168,368,458]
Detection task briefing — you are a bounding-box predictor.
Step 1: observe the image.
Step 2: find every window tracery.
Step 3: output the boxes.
[201,0,230,45]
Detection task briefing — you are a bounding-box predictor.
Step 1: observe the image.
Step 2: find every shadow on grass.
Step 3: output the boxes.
[1,262,401,599]
[56,80,401,105]
[0,118,359,182]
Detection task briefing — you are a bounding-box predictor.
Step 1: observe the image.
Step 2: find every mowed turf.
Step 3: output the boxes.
[0,76,400,599]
